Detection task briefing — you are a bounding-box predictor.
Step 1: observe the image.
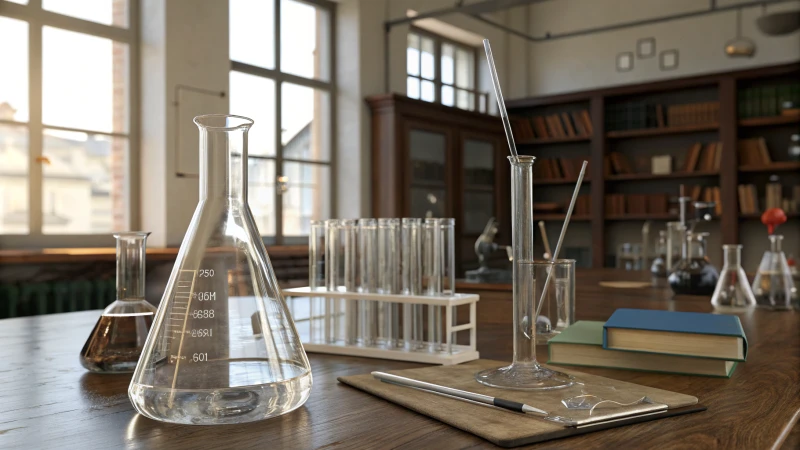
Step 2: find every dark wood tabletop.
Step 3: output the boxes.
[1,269,798,449]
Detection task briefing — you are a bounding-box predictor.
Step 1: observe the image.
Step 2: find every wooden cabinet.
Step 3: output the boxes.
[367,94,508,274]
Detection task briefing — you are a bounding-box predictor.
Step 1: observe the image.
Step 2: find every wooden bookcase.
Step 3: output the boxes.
[505,62,800,269]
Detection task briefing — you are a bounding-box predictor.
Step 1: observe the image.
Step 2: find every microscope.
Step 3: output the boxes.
[465,218,512,283]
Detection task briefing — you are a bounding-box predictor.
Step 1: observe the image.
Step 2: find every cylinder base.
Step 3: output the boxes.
[475,362,574,391]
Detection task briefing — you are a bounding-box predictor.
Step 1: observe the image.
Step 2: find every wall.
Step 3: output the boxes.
[522,0,800,96]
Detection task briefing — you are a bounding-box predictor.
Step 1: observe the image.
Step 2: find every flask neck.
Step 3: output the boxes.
[769,235,783,253]
[115,232,149,301]
[199,127,248,201]
[722,245,742,268]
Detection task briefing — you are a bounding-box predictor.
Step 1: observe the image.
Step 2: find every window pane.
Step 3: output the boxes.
[230,71,276,157]
[43,0,128,28]
[456,89,469,110]
[441,43,454,85]
[407,77,420,99]
[43,27,128,133]
[281,0,330,81]
[248,158,276,236]
[0,17,28,122]
[281,83,330,161]
[420,36,435,80]
[230,0,275,69]
[42,129,127,234]
[0,124,29,234]
[442,85,454,107]
[455,48,474,89]
[407,33,420,76]
[479,94,487,113]
[6,0,27,4]
[420,80,434,102]
[468,92,475,111]
[282,162,329,236]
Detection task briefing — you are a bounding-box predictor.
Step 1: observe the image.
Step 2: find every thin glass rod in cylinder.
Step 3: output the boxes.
[475,156,573,390]
[128,115,312,425]
[81,232,156,373]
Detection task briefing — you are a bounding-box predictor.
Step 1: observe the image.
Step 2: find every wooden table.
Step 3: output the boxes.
[1,269,798,449]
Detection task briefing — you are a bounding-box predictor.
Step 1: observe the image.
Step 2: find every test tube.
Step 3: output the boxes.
[341,219,359,345]
[378,218,401,347]
[439,218,457,349]
[424,218,443,352]
[401,218,423,349]
[324,219,339,343]
[358,219,378,346]
[309,220,325,343]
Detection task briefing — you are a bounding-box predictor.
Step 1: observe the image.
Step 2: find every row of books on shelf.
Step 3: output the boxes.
[739,184,800,214]
[605,101,719,131]
[738,137,772,166]
[605,187,722,216]
[681,141,723,172]
[533,158,590,181]
[738,83,800,118]
[511,110,594,141]
[574,194,591,216]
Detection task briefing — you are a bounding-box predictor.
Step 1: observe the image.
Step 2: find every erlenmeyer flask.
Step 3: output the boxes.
[752,234,795,310]
[129,115,312,425]
[711,245,756,310]
[81,232,155,373]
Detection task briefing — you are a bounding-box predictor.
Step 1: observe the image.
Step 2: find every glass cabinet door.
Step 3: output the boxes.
[460,134,499,270]
[408,126,448,218]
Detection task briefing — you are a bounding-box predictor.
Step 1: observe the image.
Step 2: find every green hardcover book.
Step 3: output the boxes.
[548,321,737,378]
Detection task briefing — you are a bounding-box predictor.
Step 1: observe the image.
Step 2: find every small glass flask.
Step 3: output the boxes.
[788,133,800,162]
[711,245,756,310]
[80,232,156,373]
[668,232,719,296]
[752,235,795,310]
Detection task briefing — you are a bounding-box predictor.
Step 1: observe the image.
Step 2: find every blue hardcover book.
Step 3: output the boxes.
[603,309,747,362]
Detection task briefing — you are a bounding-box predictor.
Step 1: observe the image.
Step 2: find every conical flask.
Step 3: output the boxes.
[81,232,155,373]
[129,115,312,425]
[710,245,756,310]
[752,234,795,310]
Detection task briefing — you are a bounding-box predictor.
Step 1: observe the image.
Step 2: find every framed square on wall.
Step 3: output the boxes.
[616,52,633,72]
[637,37,656,58]
[660,49,679,70]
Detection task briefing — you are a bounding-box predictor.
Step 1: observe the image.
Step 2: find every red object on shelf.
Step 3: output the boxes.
[761,208,787,235]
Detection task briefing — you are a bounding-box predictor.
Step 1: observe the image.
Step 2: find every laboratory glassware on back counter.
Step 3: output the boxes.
[710,245,756,310]
[129,115,311,425]
[81,232,156,373]
[752,234,795,310]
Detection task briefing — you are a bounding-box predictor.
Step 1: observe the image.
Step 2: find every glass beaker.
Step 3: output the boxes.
[667,232,719,296]
[650,230,668,277]
[711,245,756,310]
[475,156,573,390]
[752,235,795,310]
[81,232,156,373]
[665,221,684,272]
[535,259,575,343]
[128,115,312,425]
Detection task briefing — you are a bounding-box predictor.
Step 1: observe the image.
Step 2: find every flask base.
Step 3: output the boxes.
[475,362,574,391]
[129,370,312,425]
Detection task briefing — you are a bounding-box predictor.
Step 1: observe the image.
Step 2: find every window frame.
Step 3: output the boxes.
[229,0,336,245]
[407,26,488,113]
[0,0,139,248]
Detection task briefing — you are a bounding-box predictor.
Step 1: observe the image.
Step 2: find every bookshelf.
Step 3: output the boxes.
[506,62,800,269]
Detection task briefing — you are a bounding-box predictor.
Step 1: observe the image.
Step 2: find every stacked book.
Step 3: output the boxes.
[549,309,747,378]
[574,194,591,217]
[737,185,760,214]
[738,137,772,167]
[605,101,719,132]
[739,183,800,214]
[510,110,593,141]
[605,193,670,215]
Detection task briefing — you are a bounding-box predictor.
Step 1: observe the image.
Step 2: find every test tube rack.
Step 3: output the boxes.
[282,287,480,365]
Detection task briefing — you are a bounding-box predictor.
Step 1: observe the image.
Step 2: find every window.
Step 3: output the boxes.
[0,1,135,245]
[407,29,488,113]
[229,0,334,244]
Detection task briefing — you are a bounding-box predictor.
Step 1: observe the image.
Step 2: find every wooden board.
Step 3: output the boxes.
[339,359,701,447]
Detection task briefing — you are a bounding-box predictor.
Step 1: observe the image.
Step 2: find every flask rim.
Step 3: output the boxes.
[194,114,254,131]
